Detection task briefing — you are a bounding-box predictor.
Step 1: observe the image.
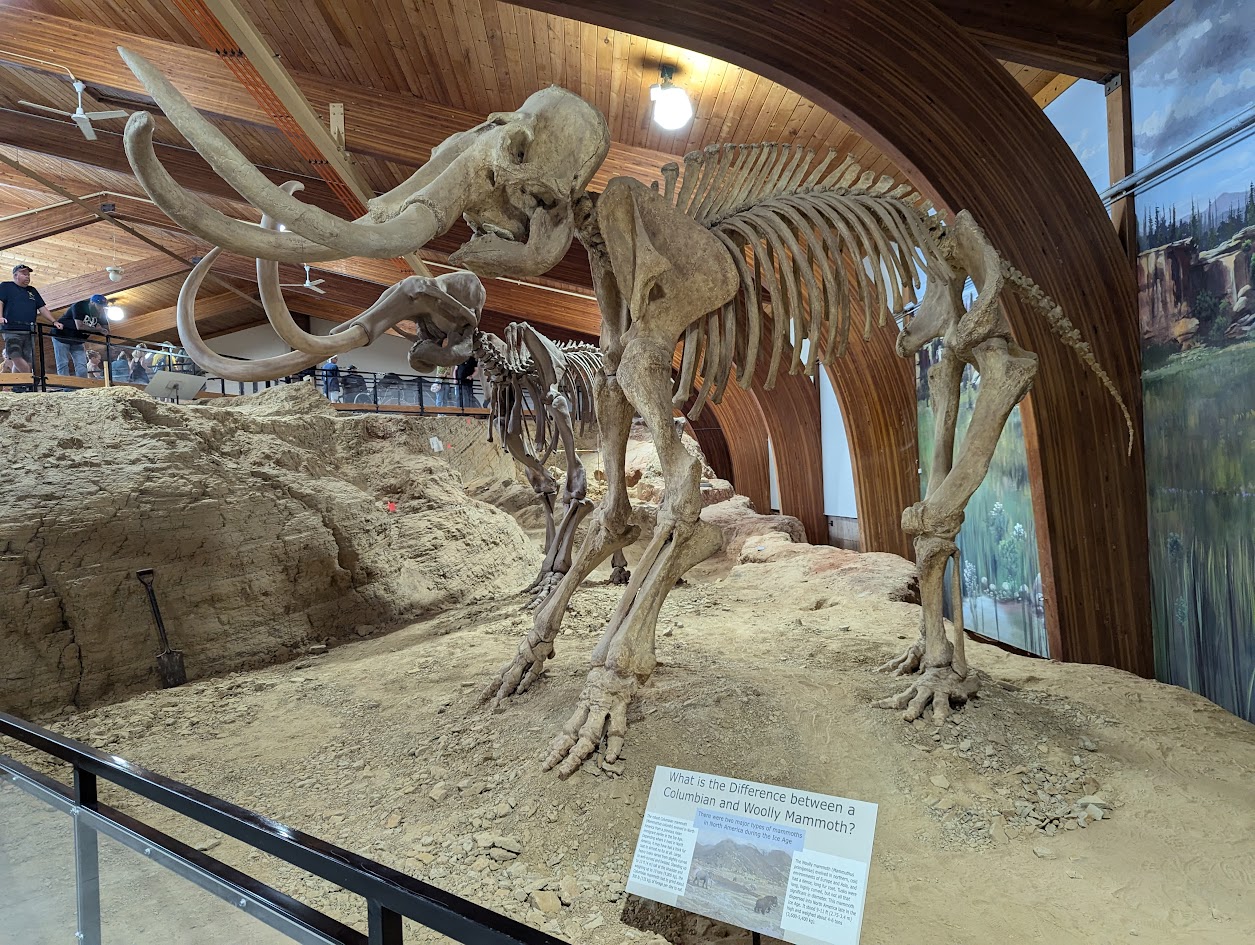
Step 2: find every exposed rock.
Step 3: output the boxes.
[699,495,807,561]
[529,890,561,914]
[0,385,539,716]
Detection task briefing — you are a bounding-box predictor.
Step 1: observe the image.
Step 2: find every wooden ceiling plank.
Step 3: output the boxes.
[512,6,540,97]
[683,48,727,153]
[124,289,247,337]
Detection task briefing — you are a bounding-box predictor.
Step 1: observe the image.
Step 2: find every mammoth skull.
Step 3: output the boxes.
[119,48,609,280]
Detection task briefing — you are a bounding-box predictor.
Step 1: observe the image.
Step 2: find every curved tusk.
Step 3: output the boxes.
[179,248,324,381]
[256,184,370,356]
[125,111,346,263]
[120,47,448,259]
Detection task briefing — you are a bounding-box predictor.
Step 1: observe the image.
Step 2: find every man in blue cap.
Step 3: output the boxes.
[0,263,58,378]
[51,293,111,378]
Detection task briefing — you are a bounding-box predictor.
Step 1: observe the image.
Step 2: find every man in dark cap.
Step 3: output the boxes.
[51,293,110,377]
[0,264,58,377]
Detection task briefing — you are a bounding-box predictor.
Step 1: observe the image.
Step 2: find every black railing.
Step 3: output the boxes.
[0,323,510,416]
[0,710,566,945]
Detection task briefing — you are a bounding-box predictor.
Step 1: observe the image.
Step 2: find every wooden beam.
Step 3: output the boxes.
[123,290,248,337]
[42,254,188,309]
[1033,74,1078,109]
[0,9,675,190]
[1127,0,1175,36]
[0,111,343,213]
[1106,72,1137,266]
[931,0,1127,81]
[0,202,96,251]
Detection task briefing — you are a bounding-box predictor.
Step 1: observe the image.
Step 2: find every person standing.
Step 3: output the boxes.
[321,354,342,402]
[0,264,59,377]
[51,293,109,377]
[456,355,479,408]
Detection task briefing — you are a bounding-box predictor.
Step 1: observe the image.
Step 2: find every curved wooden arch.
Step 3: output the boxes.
[519,0,1151,676]
[704,383,772,513]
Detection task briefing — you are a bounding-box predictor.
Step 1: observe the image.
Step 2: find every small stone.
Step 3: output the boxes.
[1077,796,1112,810]
[495,802,512,817]
[958,739,972,752]
[355,625,375,638]
[530,891,561,914]
[1079,736,1097,751]
[1085,805,1105,821]
[384,812,402,829]
[984,746,995,756]
[582,915,605,931]
[662,628,673,637]
[558,875,581,905]
[429,783,450,802]
[514,889,529,903]
[195,839,220,852]
[494,835,524,854]
[930,775,950,789]
[1032,846,1055,859]
[307,644,328,655]
[936,797,956,811]
[489,848,517,861]
[1037,744,1049,754]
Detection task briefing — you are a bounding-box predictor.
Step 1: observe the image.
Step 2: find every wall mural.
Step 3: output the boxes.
[1131,0,1255,722]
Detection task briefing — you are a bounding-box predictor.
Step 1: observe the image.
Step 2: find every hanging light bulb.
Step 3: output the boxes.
[650,65,693,131]
[106,305,124,322]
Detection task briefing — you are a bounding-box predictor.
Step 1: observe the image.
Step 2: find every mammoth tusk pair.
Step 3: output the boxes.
[120,46,455,262]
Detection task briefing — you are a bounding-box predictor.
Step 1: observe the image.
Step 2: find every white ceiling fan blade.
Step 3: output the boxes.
[82,109,128,121]
[18,100,73,118]
[71,115,97,141]
[308,279,325,287]
[309,284,327,295]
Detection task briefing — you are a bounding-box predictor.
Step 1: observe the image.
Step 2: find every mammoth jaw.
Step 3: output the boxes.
[450,200,575,279]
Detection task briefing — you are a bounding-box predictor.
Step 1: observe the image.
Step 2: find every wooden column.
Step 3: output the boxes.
[1106,71,1138,266]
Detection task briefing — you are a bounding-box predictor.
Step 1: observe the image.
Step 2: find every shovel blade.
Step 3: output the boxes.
[156,649,187,688]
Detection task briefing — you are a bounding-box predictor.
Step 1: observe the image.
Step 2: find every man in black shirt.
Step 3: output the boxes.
[456,355,479,408]
[0,264,58,373]
[51,293,109,377]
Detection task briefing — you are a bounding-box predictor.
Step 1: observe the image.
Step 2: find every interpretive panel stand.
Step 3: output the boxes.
[626,766,877,945]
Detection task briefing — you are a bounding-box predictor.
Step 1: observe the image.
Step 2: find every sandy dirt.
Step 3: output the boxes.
[4,533,1254,945]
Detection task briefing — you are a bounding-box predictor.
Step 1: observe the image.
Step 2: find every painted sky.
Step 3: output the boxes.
[1129,0,1255,169]
[1044,80,1109,194]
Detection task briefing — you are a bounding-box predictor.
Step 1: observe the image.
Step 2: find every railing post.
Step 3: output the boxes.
[418,376,426,415]
[34,325,48,392]
[73,767,102,945]
[367,900,402,945]
[372,376,379,413]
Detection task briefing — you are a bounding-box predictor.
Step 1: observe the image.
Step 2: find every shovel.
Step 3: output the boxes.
[136,568,187,688]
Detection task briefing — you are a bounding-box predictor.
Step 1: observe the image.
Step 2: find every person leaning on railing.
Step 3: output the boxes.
[50,294,110,378]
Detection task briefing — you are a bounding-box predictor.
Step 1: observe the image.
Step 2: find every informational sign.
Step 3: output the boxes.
[626,767,877,945]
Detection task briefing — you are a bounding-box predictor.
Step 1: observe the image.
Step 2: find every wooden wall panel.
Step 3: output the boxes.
[528,0,1152,676]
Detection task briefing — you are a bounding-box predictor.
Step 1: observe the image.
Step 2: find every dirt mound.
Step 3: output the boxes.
[0,384,538,715]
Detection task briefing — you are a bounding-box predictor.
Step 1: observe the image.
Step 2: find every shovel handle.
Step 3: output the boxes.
[136,569,172,651]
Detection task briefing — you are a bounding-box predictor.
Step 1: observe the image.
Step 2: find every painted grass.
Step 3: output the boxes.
[1143,341,1255,722]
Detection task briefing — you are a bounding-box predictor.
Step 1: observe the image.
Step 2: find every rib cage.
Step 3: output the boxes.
[476,329,602,466]
[657,143,947,416]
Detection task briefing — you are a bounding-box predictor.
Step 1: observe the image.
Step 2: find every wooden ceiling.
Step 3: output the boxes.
[0,0,1148,341]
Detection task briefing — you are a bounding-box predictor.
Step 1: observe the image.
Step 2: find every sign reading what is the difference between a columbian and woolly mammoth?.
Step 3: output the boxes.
[626,767,878,945]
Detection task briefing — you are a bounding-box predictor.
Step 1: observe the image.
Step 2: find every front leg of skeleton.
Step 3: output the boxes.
[544,340,721,777]
[482,372,639,707]
[528,389,591,605]
[875,337,1037,722]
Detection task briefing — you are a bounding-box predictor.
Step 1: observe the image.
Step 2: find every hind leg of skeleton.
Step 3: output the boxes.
[529,388,592,604]
[877,348,963,678]
[482,374,639,706]
[876,338,1036,722]
[609,548,630,585]
[544,338,721,777]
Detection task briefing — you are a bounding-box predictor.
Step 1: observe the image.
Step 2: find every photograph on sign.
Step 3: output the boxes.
[626,767,877,945]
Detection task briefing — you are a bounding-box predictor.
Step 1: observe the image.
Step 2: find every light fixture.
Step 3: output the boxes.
[650,65,693,131]
[105,265,124,282]
[106,305,124,322]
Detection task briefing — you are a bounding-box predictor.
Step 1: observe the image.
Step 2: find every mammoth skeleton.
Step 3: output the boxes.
[119,47,1132,778]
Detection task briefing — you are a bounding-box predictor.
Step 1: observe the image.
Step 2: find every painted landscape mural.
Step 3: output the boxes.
[1132,0,1255,722]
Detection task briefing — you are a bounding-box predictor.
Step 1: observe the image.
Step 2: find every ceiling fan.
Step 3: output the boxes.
[18,78,128,141]
[279,264,327,294]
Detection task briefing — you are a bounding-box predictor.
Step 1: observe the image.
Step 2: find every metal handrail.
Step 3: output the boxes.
[0,709,566,945]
